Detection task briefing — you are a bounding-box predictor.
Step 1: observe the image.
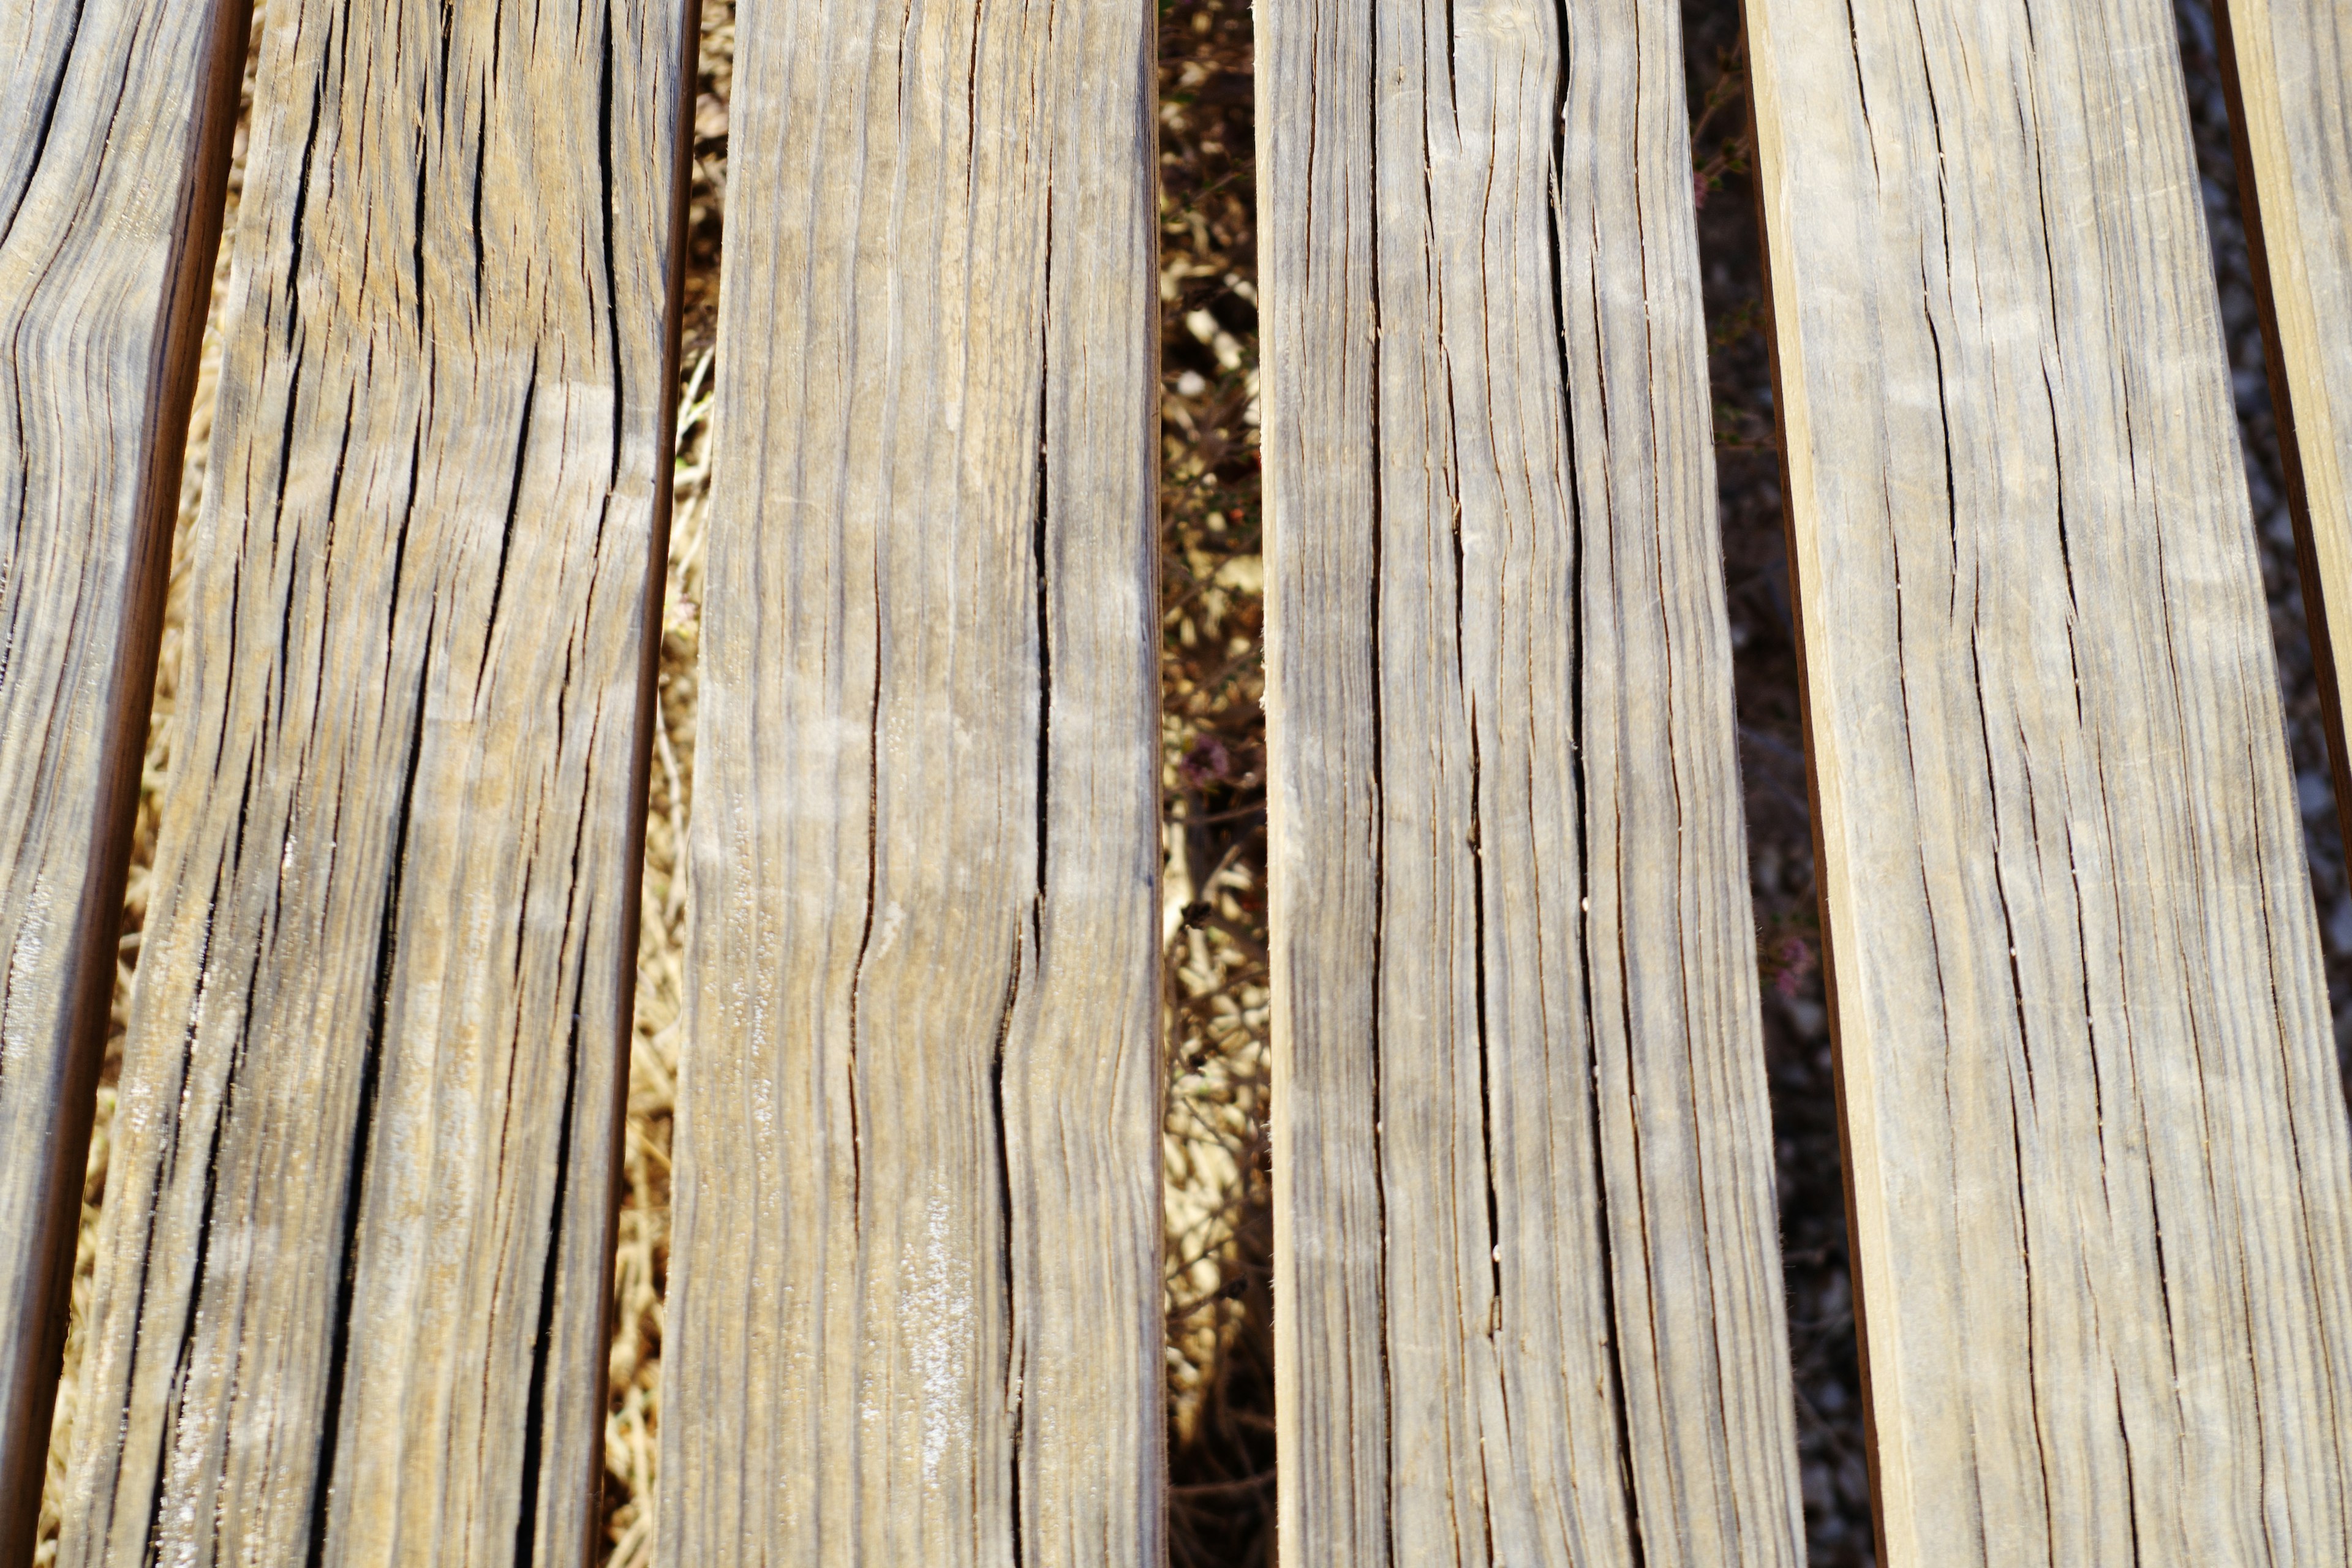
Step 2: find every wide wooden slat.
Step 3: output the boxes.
[0,0,249,1554]
[1259,0,1804,1561]
[655,0,1162,1561]
[1747,0,2352,1561]
[50,0,692,1559]
[2216,0,2352,813]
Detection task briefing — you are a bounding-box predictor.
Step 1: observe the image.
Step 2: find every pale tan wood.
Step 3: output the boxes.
[1259,0,1804,1561]
[48,0,694,1560]
[654,0,1163,1562]
[1746,0,2352,1561]
[0,0,250,1555]
[2216,0,2352,819]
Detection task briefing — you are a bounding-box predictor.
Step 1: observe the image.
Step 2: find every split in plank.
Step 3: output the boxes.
[655,0,1164,1562]
[1259,0,1805,1562]
[2215,0,2352,834]
[1747,0,2352,1560]
[0,0,251,1554]
[49,0,693,1560]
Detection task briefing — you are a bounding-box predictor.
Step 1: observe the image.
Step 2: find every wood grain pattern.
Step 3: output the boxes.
[1259,0,1804,1561]
[0,0,251,1554]
[48,0,693,1559]
[2215,0,2352,821]
[1747,0,2352,1561]
[655,0,1163,1562]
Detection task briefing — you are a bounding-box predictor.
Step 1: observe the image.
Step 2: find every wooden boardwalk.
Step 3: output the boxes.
[2223,0,2352,807]
[15,0,693,1560]
[1259,0,1800,1562]
[0,0,251,1547]
[1751,0,2352,1560]
[652,0,1164,1562]
[0,0,2348,1564]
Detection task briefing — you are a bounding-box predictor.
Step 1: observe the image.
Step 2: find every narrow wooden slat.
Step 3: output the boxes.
[0,0,249,1554]
[655,0,1162,1561]
[50,0,692,1559]
[2215,0,2352,815]
[1746,0,2352,1561]
[1259,0,1804,1561]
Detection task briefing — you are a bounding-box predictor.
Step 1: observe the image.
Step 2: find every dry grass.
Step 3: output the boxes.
[1153,1,1275,1562]
[594,3,731,1555]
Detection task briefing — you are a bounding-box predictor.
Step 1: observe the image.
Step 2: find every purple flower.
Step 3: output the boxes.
[1180,736,1232,790]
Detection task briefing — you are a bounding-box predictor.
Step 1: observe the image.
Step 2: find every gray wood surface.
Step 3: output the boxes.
[47,0,693,1559]
[1747,0,2352,1561]
[0,0,251,1555]
[654,0,1164,1562]
[2218,0,2352,824]
[1258,0,1805,1562]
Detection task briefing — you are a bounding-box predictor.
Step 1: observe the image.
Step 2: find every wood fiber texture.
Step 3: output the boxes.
[1747,0,2352,1561]
[1258,0,1805,1562]
[49,0,692,1559]
[0,0,250,1554]
[0,0,252,1561]
[655,0,1163,1562]
[2217,0,2352,813]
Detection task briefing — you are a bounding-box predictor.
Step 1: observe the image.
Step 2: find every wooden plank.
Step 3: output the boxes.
[1259,0,1805,1561]
[2215,0,2352,818]
[47,0,693,1559]
[1746,0,2352,1561]
[0,0,251,1555]
[654,0,1163,1561]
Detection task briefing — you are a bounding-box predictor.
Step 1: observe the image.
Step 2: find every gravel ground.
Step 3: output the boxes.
[32,4,2347,1567]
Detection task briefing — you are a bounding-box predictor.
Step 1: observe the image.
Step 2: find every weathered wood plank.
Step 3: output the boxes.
[2216,0,2352,818]
[1259,0,1804,1561]
[655,0,1163,1562]
[1746,0,2352,1561]
[48,0,693,1559]
[0,0,251,1555]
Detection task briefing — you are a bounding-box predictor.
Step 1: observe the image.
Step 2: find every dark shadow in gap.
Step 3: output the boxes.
[1680,2,1877,1561]
[2173,0,2352,1096]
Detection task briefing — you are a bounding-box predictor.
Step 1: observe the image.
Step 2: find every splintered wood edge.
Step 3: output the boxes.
[2213,0,2352,845]
[1740,6,1904,1564]
[0,0,252,1557]
[584,0,704,1547]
